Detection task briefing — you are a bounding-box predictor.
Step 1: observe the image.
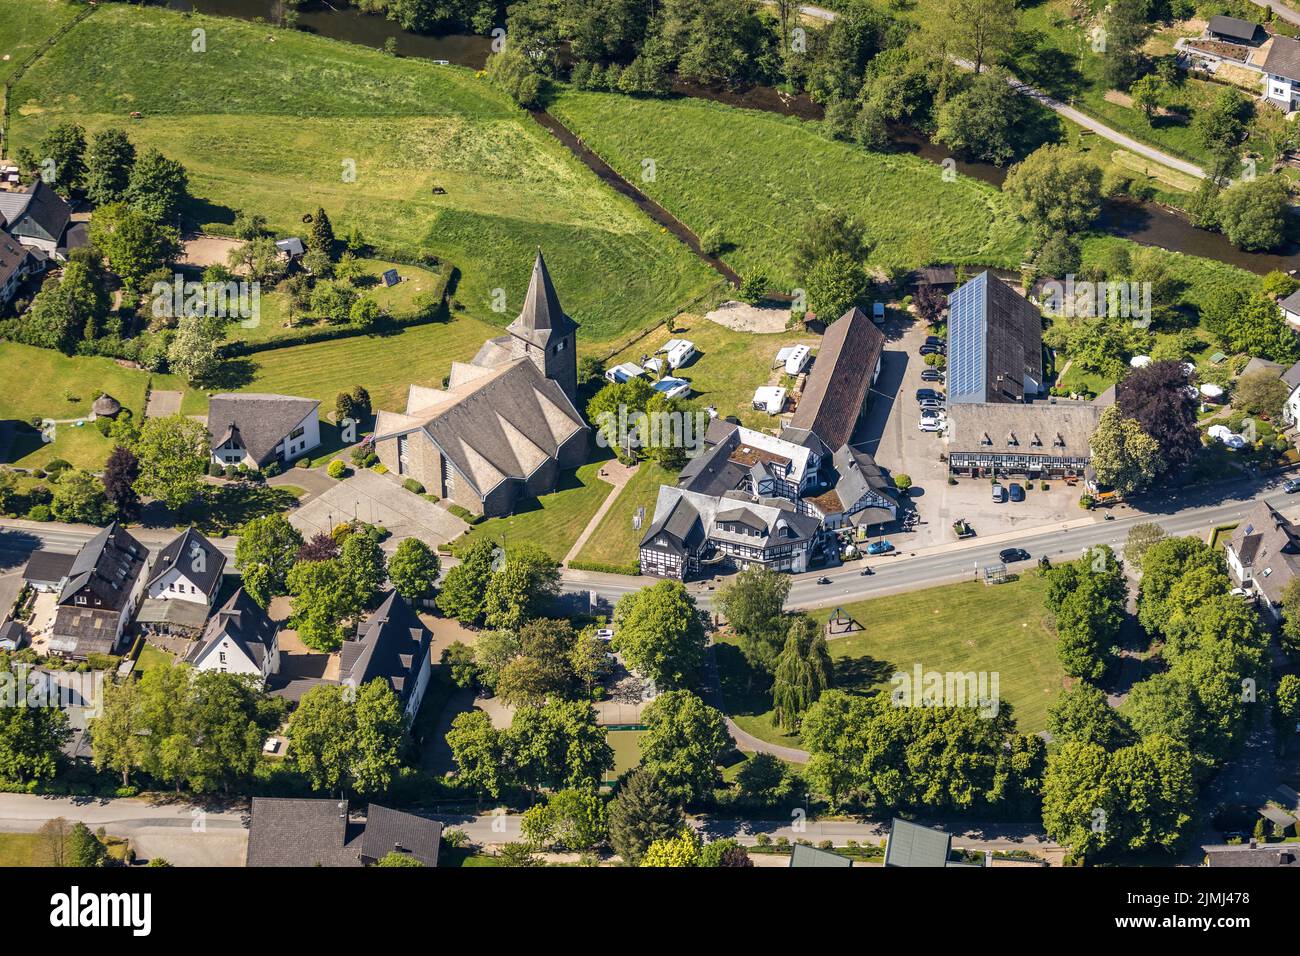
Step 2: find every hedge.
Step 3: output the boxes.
[567,559,641,576]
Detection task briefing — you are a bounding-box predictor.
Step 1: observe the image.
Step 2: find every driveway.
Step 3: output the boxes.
[288,468,467,549]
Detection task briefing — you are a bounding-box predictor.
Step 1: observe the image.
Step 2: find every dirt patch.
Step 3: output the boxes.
[179,234,246,272]
[703,300,792,333]
[1217,61,1266,90]
[1103,90,1134,108]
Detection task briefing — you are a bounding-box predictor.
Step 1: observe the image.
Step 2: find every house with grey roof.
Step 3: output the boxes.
[789,843,853,867]
[1263,35,1300,111]
[0,227,33,309]
[1225,500,1300,617]
[373,251,588,518]
[185,587,279,682]
[639,485,820,579]
[679,419,822,502]
[785,305,885,452]
[0,180,73,258]
[944,400,1101,479]
[22,549,76,593]
[207,392,321,469]
[47,523,148,659]
[802,443,898,531]
[1205,842,1299,867]
[340,590,432,720]
[948,271,1043,405]
[884,819,973,867]
[246,798,442,867]
[135,527,226,637]
[1206,14,1261,44]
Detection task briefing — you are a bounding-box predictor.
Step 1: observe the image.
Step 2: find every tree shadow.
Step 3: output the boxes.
[832,654,895,693]
[713,641,774,717]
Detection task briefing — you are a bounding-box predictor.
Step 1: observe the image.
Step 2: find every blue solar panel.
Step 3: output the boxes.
[947,272,988,405]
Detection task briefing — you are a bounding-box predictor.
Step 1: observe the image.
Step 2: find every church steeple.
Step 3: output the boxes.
[507,249,579,404]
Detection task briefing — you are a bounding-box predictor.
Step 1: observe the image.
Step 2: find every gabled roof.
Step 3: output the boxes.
[23,549,75,586]
[1284,358,1300,392]
[186,587,277,670]
[58,523,147,612]
[789,844,853,867]
[884,819,953,867]
[0,227,29,288]
[375,359,584,501]
[246,797,363,867]
[146,526,226,596]
[947,271,1043,405]
[787,306,885,449]
[340,591,431,705]
[360,806,442,866]
[207,393,319,466]
[639,490,708,555]
[1227,500,1300,604]
[507,249,578,348]
[1207,14,1260,42]
[1263,35,1300,82]
[0,180,71,246]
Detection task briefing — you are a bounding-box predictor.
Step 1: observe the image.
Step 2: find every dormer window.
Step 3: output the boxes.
[1053,433,1066,448]
[1007,432,1018,447]
[980,432,992,446]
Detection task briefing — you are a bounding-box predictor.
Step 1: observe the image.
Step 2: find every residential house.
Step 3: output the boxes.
[246,797,442,867]
[1280,289,1300,331]
[784,305,885,451]
[373,251,587,518]
[22,549,76,593]
[207,393,321,469]
[47,524,148,659]
[1262,35,1300,111]
[947,271,1044,405]
[679,418,822,503]
[135,527,226,637]
[884,819,968,867]
[1224,500,1300,617]
[638,486,820,579]
[944,401,1101,479]
[802,443,898,530]
[0,228,32,309]
[185,587,279,683]
[789,844,853,867]
[1206,15,1261,44]
[0,180,74,258]
[339,590,432,720]
[1204,843,1299,868]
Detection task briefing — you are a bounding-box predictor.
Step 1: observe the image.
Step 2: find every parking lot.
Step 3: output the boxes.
[857,309,1084,549]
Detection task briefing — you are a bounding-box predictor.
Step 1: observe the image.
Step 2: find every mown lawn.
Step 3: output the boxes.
[8,2,720,343]
[572,460,674,571]
[548,88,1031,284]
[451,458,615,562]
[715,573,1065,745]
[0,0,79,84]
[0,833,42,867]
[603,728,646,784]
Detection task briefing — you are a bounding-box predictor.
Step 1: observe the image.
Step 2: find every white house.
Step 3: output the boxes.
[1224,500,1300,618]
[135,527,227,638]
[47,524,148,660]
[0,229,32,309]
[340,590,432,721]
[186,587,280,683]
[207,393,321,469]
[1262,35,1300,111]
[1279,289,1300,331]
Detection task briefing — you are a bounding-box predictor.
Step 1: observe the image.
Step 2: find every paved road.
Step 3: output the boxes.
[1250,0,1300,27]
[0,793,248,867]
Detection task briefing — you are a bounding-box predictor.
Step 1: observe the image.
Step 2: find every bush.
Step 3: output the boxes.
[295,457,311,469]
[327,460,348,480]
[27,505,51,522]
[208,463,223,477]
[223,465,238,479]
[402,478,425,495]
[567,559,640,576]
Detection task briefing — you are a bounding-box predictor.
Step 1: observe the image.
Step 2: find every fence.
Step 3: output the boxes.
[0,4,99,156]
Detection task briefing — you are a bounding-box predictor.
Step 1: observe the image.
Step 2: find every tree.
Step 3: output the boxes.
[182,670,284,793]
[520,787,607,851]
[734,751,796,807]
[442,640,478,689]
[771,614,834,730]
[485,49,546,107]
[1218,176,1290,252]
[483,543,561,630]
[1124,522,1166,567]
[639,690,730,805]
[235,513,303,607]
[607,768,686,865]
[509,699,613,794]
[436,537,496,626]
[84,128,136,205]
[126,149,189,223]
[102,445,140,517]
[287,558,362,651]
[36,123,86,193]
[1129,74,1164,121]
[716,565,790,673]
[132,414,209,510]
[1046,546,1128,681]
[803,250,866,318]
[1046,684,1132,750]
[934,68,1024,165]
[1004,145,1103,240]
[699,838,753,867]
[89,201,178,287]
[446,710,510,799]
[67,823,108,868]
[308,207,336,259]
[1234,369,1291,420]
[0,666,69,782]
[350,679,406,793]
[376,851,422,867]
[21,259,109,353]
[37,819,71,868]
[950,0,1017,75]
[641,829,701,867]
[1101,0,1153,89]
[386,537,440,602]
[1089,405,1164,495]
[167,313,226,386]
[1194,86,1248,180]
[287,683,355,793]
[338,525,386,609]
[50,469,111,525]
[1281,578,1300,652]
[1115,360,1202,473]
[613,580,707,689]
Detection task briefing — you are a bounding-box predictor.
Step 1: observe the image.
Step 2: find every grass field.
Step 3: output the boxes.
[604,728,646,784]
[452,459,614,562]
[8,2,720,343]
[133,643,176,675]
[0,0,79,85]
[0,833,43,867]
[572,460,674,571]
[548,88,1031,285]
[716,573,1065,745]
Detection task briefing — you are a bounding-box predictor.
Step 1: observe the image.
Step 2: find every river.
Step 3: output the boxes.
[168,0,1300,276]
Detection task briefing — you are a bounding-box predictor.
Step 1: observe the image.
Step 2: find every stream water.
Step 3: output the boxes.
[168,0,1300,276]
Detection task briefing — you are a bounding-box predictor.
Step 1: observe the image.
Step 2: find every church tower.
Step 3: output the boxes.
[507,249,579,404]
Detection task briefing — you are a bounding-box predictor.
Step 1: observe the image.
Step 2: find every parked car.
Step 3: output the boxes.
[1008,482,1025,502]
[991,483,1007,503]
[918,419,943,433]
[916,388,942,402]
[1285,478,1300,493]
[918,398,944,411]
[921,369,944,382]
[866,540,894,555]
[999,548,1030,563]
[920,344,944,356]
[924,336,945,348]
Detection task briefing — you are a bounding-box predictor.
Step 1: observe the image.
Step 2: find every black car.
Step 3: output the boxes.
[999,548,1031,563]
[916,388,942,402]
[924,336,945,347]
[919,344,944,356]
[921,369,944,382]
[816,576,832,585]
